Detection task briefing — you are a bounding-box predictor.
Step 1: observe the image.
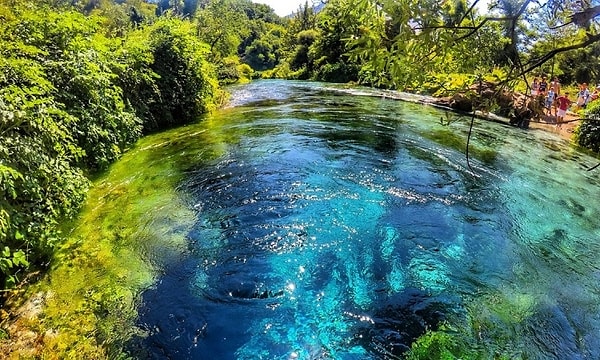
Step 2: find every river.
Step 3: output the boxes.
[51,80,600,359]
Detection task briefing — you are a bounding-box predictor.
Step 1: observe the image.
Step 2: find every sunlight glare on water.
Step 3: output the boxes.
[130,80,600,359]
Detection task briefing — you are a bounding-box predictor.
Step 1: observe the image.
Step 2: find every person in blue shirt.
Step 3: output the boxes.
[545,87,555,116]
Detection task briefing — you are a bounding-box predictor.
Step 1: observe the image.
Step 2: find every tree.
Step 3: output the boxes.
[342,0,600,90]
[242,24,285,71]
[0,0,222,293]
[195,0,250,59]
[135,18,220,129]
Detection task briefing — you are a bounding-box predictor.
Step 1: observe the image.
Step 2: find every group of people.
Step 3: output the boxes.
[530,76,599,126]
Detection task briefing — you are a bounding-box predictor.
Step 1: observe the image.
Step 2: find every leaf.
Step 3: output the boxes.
[0,258,12,272]
[12,250,29,267]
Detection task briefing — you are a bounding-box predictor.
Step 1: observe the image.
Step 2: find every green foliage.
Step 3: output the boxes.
[242,27,284,71]
[406,330,469,360]
[288,29,318,71]
[313,61,360,83]
[196,0,250,60]
[342,0,509,90]
[557,39,600,85]
[423,73,474,96]
[237,63,255,81]
[4,7,143,170]
[289,0,316,33]
[217,56,243,83]
[242,1,280,24]
[576,100,600,153]
[215,56,253,84]
[142,18,220,130]
[0,1,221,293]
[261,61,293,79]
[0,7,92,286]
[311,0,364,66]
[0,247,29,288]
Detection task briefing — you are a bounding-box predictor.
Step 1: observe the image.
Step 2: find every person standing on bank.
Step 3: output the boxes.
[550,77,561,116]
[577,83,591,109]
[545,86,556,116]
[539,76,548,94]
[556,92,571,127]
[550,77,561,95]
[531,78,540,97]
[591,86,600,102]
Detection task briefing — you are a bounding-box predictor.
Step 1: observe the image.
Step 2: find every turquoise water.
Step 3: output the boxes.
[128,80,600,359]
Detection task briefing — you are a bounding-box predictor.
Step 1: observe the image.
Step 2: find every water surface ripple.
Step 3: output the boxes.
[129,80,600,359]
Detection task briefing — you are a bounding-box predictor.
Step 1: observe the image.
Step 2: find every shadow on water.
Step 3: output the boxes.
[124,80,600,359]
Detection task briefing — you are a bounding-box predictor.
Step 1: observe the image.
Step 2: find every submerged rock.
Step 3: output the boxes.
[352,288,460,357]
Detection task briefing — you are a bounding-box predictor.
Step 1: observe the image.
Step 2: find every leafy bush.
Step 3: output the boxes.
[0,7,90,288]
[423,73,474,96]
[576,100,600,153]
[237,63,255,82]
[0,3,222,291]
[6,8,144,170]
[141,18,220,131]
[213,56,254,84]
[242,25,284,72]
[0,61,89,288]
[262,61,292,79]
[314,61,360,83]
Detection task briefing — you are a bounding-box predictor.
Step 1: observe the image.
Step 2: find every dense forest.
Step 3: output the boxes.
[2,0,600,357]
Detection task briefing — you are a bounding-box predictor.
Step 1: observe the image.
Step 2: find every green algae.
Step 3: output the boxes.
[406,328,473,360]
[426,128,498,164]
[6,114,242,359]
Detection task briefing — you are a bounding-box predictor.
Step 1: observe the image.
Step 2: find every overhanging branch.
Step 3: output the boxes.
[518,32,600,76]
[571,5,600,27]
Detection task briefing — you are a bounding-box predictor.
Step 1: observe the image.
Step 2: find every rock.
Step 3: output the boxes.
[428,81,540,127]
[509,92,533,128]
[449,93,473,112]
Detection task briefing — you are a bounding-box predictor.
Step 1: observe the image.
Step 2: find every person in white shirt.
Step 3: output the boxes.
[576,83,591,109]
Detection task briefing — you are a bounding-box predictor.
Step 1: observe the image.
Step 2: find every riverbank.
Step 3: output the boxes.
[431,94,581,143]
[329,83,582,143]
[529,114,580,141]
[475,110,580,141]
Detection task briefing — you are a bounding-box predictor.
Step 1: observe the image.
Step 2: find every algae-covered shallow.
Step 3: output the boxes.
[19,80,600,359]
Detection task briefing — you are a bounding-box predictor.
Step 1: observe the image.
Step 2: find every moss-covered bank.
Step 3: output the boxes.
[0,112,240,358]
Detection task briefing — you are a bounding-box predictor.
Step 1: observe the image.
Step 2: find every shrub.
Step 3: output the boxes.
[314,61,360,83]
[143,19,220,131]
[0,56,89,288]
[237,63,255,82]
[0,4,222,291]
[576,100,600,153]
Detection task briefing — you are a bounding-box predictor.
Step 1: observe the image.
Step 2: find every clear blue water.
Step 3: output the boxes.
[128,80,600,359]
